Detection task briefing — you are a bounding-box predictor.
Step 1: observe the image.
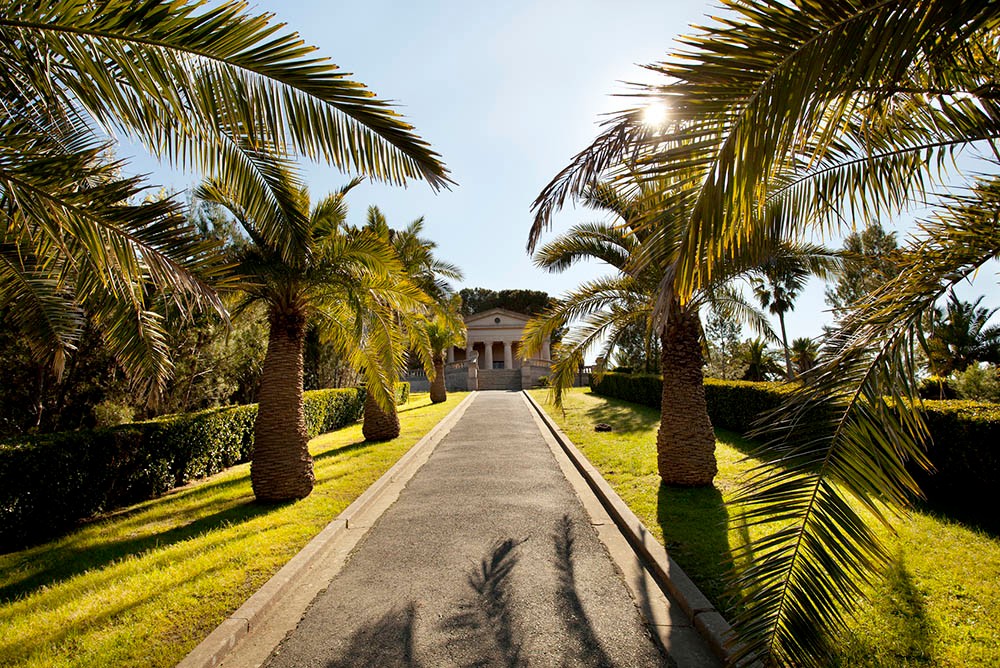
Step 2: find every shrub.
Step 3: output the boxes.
[951,364,1000,403]
[93,400,135,428]
[591,372,1000,529]
[915,401,1000,528]
[918,375,957,400]
[0,387,367,551]
[589,373,662,409]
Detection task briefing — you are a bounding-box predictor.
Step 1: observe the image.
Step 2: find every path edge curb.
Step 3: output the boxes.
[522,390,741,666]
[176,392,478,668]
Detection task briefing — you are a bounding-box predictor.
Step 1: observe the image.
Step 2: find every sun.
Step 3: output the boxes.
[641,101,668,128]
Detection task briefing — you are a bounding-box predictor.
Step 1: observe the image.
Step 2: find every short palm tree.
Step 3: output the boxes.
[0,0,448,392]
[740,338,783,382]
[365,207,464,302]
[198,168,426,501]
[529,2,1000,664]
[523,181,774,486]
[424,301,467,404]
[790,337,820,376]
[924,292,1000,376]
[356,207,460,438]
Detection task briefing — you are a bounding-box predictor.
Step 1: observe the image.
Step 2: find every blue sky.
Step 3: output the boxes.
[124,0,999,353]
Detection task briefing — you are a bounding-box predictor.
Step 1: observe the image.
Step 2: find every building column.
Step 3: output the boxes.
[503,340,513,369]
[484,341,493,368]
[447,346,455,363]
[542,339,551,361]
[466,342,474,366]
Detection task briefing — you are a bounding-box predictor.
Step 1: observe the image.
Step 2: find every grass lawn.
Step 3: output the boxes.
[0,392,466,668]
[530,387,1000,667]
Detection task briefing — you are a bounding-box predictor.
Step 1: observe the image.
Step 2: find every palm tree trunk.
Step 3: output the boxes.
[251,311,314,502]
[363,388,401,441]
[656,302,717,486]
[429,353,447,403]
[779,312,794,379]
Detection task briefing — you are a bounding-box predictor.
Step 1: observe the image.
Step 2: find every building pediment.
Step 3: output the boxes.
[464,308,532,329]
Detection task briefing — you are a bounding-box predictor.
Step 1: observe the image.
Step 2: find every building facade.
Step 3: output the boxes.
[448,308,550,369]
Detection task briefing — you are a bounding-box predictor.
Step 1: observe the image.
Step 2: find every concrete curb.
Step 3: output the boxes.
[522,391,739,666]
[177,392,478,668]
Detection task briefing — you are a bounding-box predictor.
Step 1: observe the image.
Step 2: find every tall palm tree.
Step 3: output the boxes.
[750,246,835,378]
[0,0,448,393]
[529,2,1000,664]
[523,181,774,486]
[198,168,427,501]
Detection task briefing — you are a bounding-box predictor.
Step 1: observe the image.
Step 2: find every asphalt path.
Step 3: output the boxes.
[264,391,671,667]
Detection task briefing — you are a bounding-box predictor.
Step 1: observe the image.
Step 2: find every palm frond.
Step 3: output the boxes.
[730,172,1000,666]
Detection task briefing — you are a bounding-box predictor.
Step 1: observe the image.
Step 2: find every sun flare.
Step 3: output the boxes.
[641,101,668,128]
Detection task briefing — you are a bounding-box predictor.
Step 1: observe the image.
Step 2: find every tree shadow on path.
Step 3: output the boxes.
[323,603,422,668]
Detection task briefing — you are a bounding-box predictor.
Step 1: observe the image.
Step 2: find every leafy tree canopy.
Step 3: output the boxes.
[459,288,555,317]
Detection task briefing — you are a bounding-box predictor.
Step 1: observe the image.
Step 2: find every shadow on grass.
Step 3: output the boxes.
[2,440,390,600]
[834,553,937,667]
[656,482,735,610]
[0,495,286,603]
[583,396,659,435]
[913,499,1000,539]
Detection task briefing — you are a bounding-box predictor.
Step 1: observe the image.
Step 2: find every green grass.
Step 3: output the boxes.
[530,387,1000,667]
[0,392,466,668]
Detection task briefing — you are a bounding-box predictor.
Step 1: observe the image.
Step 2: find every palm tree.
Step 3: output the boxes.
[751,257,804,379]
[424,308,467,404]
[523,181,774,486]
[357,206,460,438]
[740,338,783,382]
[198,168,426,501]
[923,292,1000,376]
[790,337,820,376]
[364,207,464,302]
[0,0,448,393]
[529,2,1000,664]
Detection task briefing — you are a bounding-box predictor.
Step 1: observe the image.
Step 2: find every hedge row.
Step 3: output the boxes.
[0,384,409,551]
[589,373,793,433]
[591,373,999,526]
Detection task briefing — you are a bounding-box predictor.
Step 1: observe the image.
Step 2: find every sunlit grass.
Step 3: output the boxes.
[530,387,1000,667]
[0,392,466,668]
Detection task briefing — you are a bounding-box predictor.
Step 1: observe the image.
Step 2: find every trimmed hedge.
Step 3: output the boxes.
[591,373,999,526]
[0,385,409,551]
[916,401,1000,526]
[589,373,792,433]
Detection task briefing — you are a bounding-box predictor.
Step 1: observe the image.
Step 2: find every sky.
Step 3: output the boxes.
[123,0,1000,357]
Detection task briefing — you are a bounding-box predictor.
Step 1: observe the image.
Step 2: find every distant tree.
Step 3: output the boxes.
[790,337,820,376]
[923,293,1000,376]
[825,223,899,314]
[750,246,835,379]
[0,313,129,437]
[704,311,746,380]
[740,338,783,382]
[459,288,554,317]
[613,322,661,374]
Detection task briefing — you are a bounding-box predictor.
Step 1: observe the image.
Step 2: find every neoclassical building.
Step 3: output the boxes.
[403,308,552,391]
[448,308,551,369]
